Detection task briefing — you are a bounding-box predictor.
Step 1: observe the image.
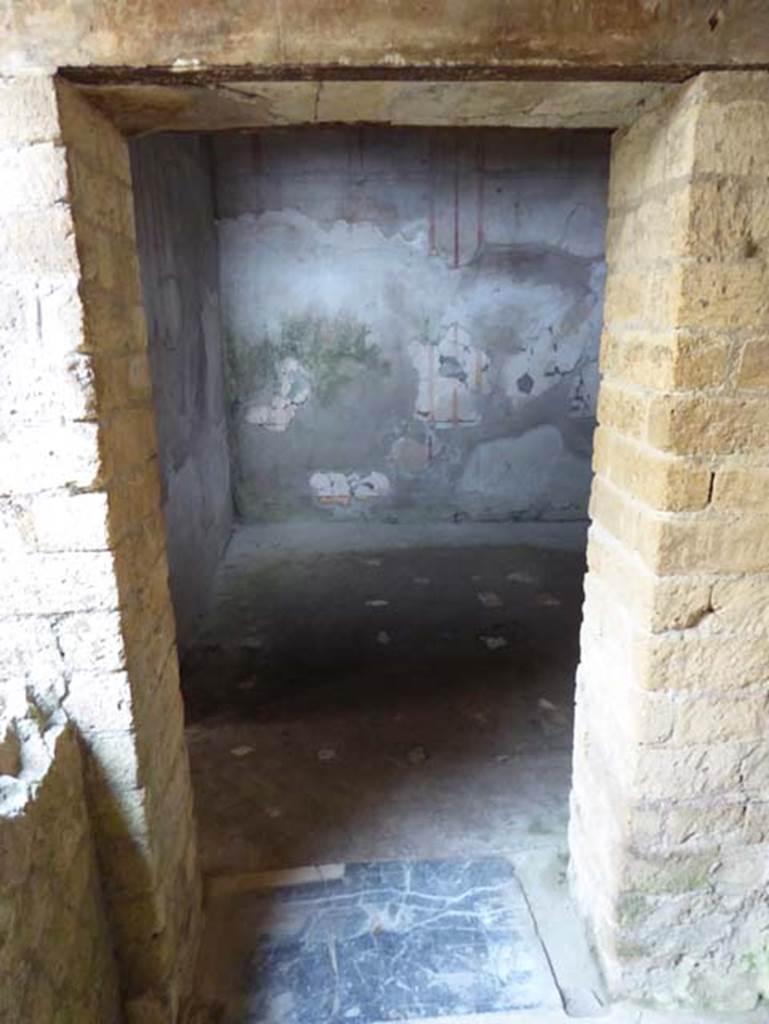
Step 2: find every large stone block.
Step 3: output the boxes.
[0,206,79,276]
[585,523,713,633]
[0,142,68,214]
[693,95,769,177]
[647,393,769,456]
[0,77,60,147]
[600,327,729,391]
[607,93,696,211]
[712,465,769,509]
[737,339,769,390]
[674,692,767,744]
[601,265,682,332]
[651,514,769,575]
[592,425,710,511]
[605,183,689,266]
[640,631,769,692]
[677,261,769,333]
[686,177,769,261]
[710,576,769,635]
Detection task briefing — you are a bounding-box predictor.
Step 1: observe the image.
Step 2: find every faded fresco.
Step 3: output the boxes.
[215,128,609,522]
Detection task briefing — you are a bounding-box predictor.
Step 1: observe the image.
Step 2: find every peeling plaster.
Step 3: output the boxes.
[310,470,391,513]
[410,323,491,429]
[217,128,608,522]
[245,357,311,431]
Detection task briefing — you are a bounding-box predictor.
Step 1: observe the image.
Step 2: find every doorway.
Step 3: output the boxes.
[130,125,609,1020]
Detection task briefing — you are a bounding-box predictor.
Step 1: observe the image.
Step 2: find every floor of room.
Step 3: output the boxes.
[181,522,760,1024]
[183,521,586,873]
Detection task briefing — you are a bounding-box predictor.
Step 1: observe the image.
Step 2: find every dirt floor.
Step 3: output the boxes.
[182,522,585,876]
[181,523,767,1023]
[182,522,598,1021]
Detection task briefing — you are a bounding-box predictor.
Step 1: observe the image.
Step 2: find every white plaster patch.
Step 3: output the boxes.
[245,357,311,431]
[409,322,491,429]
[482,636,509,651]
[310,470,391,511]
[351,472,391,501]
[230,745,254,758]
[309,471,350,505]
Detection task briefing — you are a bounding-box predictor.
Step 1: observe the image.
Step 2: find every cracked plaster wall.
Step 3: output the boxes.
[132,134,233,650]
[217,127,609,523]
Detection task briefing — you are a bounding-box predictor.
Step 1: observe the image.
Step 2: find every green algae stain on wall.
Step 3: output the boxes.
[227,313,390,413]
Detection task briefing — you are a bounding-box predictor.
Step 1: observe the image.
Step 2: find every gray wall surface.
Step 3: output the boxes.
[132,134,232,651]
[215,128,609,524]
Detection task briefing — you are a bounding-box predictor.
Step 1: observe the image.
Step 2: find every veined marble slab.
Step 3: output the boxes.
[203,856,562,1023]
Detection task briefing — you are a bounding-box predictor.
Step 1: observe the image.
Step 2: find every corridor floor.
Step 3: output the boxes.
[183,523,584,874]
[181,523,763,1023]
[182,522,599,1020]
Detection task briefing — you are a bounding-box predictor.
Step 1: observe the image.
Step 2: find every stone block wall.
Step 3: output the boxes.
[570,71,769,1009]
[0,75,201,1021]
[2,1,769,79]
[132,134,232,653]
[3,59,769,1019]
[0,715,121,1023]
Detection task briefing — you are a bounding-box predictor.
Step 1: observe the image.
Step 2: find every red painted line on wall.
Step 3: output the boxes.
[428,136,436,256]
[476,132,485,252]
[453,134,460,269]
[428,338,435,423]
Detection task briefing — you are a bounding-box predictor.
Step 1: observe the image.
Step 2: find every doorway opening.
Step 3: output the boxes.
[130,125,609,1020]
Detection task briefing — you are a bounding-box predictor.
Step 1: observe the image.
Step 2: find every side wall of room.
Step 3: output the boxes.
[132,134,232,652]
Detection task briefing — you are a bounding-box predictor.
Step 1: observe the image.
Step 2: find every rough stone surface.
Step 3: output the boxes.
[0,75,202,1021]
[1,24,768,1018]
[131,134,233,652]
[216,127,606,522]
[79,80,676,136]
[3,2,769,76]
[54,82,203,1020]
[570,71,769,1011]
[0,714,121,1023]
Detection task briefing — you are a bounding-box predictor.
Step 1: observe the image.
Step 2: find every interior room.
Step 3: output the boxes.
[130,125,609,1019]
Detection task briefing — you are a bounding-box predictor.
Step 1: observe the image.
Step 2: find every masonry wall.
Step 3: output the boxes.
[216,128,608,522]
[55,84,202,1021]
[132,134,232,652]
[3,2,769,76]
[570,71,769,1009]
[0,716,121,1023]
[0,76,202,1022]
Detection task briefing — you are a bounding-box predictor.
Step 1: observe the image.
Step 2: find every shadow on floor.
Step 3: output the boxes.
[181,527,596,1021]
